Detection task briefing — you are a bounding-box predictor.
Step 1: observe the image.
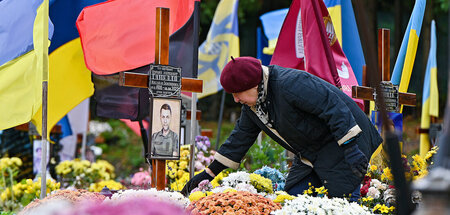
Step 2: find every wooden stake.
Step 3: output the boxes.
[153,7,170,191]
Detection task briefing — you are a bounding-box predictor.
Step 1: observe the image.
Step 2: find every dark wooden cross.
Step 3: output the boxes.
[352,28,416,114]
[118,8,203,190]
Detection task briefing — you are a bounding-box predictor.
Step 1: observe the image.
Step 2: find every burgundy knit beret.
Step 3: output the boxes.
[220,56,262,93]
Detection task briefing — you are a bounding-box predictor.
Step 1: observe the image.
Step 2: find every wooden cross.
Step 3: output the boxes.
[118,8,202,191]
[352,28,416,113]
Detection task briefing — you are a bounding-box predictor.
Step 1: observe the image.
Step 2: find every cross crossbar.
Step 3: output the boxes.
[352,28,416,110]
[352,86,416,106]
[119,72,203,93]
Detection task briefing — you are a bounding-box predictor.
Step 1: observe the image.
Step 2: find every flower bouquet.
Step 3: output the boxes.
[360,146,439,214]
[89,180,124,192]
[187,191,281,215]
[19,189,104,215]
[55,159,116,189]
[130,168,151,189]
[194,136,215,171]
[220,171,273,194]
[272,194,373,215]
[166,145,191,191]
[105,188,190,208]
[254,166,286,191]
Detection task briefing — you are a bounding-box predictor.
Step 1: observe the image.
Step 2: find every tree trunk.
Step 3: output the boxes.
[394,0,402,57]
[366,0,378,40]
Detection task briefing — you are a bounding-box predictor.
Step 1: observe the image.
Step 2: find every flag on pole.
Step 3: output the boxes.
[256,27,272,66]
[77,0,196,75]
[420,20,439,157]
[271,0,363,109]
[324,0,365,85]
[86,0,199,120]
[259,8,289,56]
[0,0,54,130]
[197,0,240,99]
[31,0,104,136]
[391,0,426,92]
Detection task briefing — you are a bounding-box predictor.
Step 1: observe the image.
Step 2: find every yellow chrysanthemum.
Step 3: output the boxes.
[381,167,393,182]
[223,188,237,193]
[315,186,328,195]
[189,191,206,201]
[250,173,273,193]
[89,180,123,192]
[273,191,295,204]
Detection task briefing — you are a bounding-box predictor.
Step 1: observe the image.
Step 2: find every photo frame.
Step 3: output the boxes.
[149,97,181,160]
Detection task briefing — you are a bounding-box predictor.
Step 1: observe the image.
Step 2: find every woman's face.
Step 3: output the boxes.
[232,86,258,107]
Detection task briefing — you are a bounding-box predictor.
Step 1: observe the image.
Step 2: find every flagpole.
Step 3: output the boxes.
[40,0,49,200]
[189,1,200,179]
[215,90,226,150]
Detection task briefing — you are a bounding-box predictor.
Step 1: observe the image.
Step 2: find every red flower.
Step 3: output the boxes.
[363,175,372,186]
[360,184,370,197]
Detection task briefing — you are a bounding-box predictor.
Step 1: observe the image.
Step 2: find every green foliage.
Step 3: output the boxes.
[0,211,14,215]
[199,121,236,150]
[98,119,145,179]
[240,135,288,174]
[436,0,449,12]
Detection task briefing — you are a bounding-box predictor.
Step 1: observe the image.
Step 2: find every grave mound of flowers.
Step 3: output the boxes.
[0,137,440,215]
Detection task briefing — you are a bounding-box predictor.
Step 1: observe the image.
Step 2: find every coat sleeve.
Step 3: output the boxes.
[214,106,261,169]
[283,71,361,145]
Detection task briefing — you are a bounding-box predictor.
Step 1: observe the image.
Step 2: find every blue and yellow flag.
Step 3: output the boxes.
[31,0,103,136]
[324,0,365,85]
[198,0,239,99]
[0,0,54,130]
[259,8,289,56]
[391,0,426,93]
[420,20,439,157]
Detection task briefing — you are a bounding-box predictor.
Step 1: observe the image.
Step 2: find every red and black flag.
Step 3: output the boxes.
[77,0,200,120]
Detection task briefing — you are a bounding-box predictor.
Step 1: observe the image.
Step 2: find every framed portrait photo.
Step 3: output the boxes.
[149,98,181,160]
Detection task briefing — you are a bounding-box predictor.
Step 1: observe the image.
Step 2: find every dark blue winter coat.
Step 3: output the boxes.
[214,65,383,196]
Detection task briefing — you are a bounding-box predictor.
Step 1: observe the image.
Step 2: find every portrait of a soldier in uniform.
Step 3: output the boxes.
[150,98,181,159]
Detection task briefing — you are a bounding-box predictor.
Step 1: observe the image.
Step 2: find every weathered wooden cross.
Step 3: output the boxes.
[352,28,417,164]
[352,28,416,114]
[118,8,203,190]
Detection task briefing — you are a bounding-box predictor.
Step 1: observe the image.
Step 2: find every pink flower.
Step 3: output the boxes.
[131,171,151,186]
[195,161,205,171]
[61,197,189,215]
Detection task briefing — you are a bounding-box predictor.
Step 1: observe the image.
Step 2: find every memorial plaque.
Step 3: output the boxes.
[149,64,182,98]
[374,81,399,112]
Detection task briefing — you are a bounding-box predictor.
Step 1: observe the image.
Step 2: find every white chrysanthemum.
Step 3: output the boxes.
[367,186,381,199]
[371,179,388,191]
[272,195,373,215]
[211,185,235,193]
[221,171,251,187]
[235,183,258,193]
[105,189,189,208]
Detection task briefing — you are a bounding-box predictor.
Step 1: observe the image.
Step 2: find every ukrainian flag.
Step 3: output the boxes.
[198,0,240,99]
[31,0,104,136]
[0,0,54,130]
[420,20,439,157]
[391,0,426,94]
[259,8,289,56]
[324,0,365,85]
